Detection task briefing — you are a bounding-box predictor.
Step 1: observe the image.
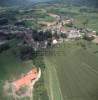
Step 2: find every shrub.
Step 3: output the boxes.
[0,43,10,53]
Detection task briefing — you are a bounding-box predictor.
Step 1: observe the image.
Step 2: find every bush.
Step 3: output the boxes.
[15,21,25,26]
[61,33,67,38]
[0,18,8,25]
[83,36,94,41]
[66,22,73,27]
[0,43,10,53]
[20,46,36,60]
[6,34,16,40]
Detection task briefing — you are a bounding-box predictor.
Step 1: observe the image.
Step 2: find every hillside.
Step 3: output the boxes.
[0,0,98,8]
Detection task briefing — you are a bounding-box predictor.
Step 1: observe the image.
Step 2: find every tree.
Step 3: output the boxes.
[0,43,10,53]
[82,19,89,28]
[61,33,67,38]
[20,46,37,60]
[83,35,94,41]
[0,18,8,25]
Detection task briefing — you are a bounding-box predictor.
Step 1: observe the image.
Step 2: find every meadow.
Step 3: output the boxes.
[0,39,34,100]
[44,40,98,100]
[0,39,49,100]
[47,6,98,33]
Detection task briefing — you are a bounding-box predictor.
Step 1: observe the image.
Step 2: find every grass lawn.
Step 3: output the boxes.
[44,40,98,100]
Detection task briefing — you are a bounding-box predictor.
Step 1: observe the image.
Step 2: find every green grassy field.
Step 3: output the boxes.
[74,13,98,32]
[0,39,33,100]
[0,39,49,100]
[47,6,98,33]
[44,58,63,100]
[0,4,98,100]
[44,41,98,100]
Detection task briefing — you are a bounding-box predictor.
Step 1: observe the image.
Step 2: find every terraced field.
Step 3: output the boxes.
[44,41,98,100]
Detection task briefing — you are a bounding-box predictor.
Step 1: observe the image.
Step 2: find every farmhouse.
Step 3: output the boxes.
[12,68,40,90]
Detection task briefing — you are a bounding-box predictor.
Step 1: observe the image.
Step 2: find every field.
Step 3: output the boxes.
[0,39,34,100]
[74,13,98,32]
[47,6,98,33]
[0,39,49,100]
[44,58,63,100]
[0,3,98,100]
[44,41,98,100]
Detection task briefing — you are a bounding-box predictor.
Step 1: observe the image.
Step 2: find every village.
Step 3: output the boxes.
[0,1,98,100]
[0,12,98,98]
[0,14,97,53]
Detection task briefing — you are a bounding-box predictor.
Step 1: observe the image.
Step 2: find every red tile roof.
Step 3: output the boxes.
[13,68,38,89]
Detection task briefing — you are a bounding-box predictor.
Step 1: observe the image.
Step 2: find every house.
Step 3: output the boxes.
[39,41,48,49]
[12,68,39,90]
[52,39,58,45]
[67,29,82,39]
[32,41,39,51]
[92,31,96,37]
[60,27,67,33]
[85,31,96,38]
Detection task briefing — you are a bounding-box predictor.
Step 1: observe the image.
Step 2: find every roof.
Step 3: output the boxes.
[13,68,38,89]
[52,39,58,44]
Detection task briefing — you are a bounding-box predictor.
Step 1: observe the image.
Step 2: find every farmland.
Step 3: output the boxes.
[0,39,34,100]
[47,6,98,33]
[0,39,49,100]
[0,2,98,100]
[44,41,98,100]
